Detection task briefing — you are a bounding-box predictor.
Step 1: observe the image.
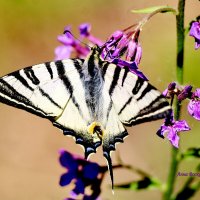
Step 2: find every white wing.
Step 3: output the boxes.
[103,63,171,126]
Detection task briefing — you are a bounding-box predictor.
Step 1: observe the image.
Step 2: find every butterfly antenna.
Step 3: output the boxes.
[63,30,91,49]
[103,151,114,193]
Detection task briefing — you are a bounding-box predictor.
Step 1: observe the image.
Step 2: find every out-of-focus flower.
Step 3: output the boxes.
[188,88,200,120]
[59,150,106,200]
[79,23,91,37]
[189,21,200,50]
[55,46,72,60]
[157,111,190,148]
[55,25,90,60]
[79,23,103,46]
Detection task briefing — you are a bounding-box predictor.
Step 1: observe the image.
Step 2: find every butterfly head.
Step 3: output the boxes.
[90,45,102,56]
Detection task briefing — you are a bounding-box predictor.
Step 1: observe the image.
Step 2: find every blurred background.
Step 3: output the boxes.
[0,0,199,199]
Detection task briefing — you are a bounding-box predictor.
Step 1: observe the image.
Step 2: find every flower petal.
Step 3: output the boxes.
[129,67,148,81]
[177,85,192,102]
[134,43,142,64]
[162,88,168,97]
[167,128,179,148]
[60,172,75,186]
[57,33,74,45]
[55,46,72,60]
[73,178,85,195]
[59,150,78,170]
[173,120,190,132]
[189,22,200,50]
[156,124,171,138]
[194,88,200,98]
[126,40,137,61]
[188,100,200,120]
[79,23,91,37]
[190,22,200,40]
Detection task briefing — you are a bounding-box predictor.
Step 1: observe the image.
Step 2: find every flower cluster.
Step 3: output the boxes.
[59,150,107,200]
[159,82,200,147]
[189,19,200,50]
[55,23,147,80]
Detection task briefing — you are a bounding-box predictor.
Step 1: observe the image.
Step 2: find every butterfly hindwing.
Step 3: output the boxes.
[102,63,171,126]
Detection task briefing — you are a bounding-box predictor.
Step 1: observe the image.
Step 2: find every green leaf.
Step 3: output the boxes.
[115,177,162,190]
[181,148,200,160]
[131,6,176,14]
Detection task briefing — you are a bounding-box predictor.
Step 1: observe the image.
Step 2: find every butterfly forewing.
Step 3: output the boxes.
[0,60,77,119]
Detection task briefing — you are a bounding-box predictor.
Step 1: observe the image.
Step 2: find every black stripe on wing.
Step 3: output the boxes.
[6,64,63,110]
[121,67,129,87]
[0,79,54,119]
[118,96,133,115]
[45,62,53,79]
[101,62,109,79]
[38,88,62,109]
[55,60,73,95]
[24,67,40,85]
[13,71,34,91]
[72,59,84,78]
[124,95,171,126]
[55,60,84,117]
[118,83,156,115]
[109,67,121,95]
[132,77,144,95]
[136,83,154,101]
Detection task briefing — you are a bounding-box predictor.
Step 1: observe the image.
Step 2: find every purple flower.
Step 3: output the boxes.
[55,22,147,79]
[126,39,142,65]
[189,21,200,50]
[59,150,106,199]
[188,88,200,120]
[79,23,103,46]
[79,23,91,37]
[177,85,193,102]
[157,111,190,148]
[162,82,177,97]
[55,46,72,60]
[112,59,148,80]
[101,28,147,79]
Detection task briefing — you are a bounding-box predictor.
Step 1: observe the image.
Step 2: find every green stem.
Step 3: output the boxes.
[163,0,185,200]
[176,0,185,85]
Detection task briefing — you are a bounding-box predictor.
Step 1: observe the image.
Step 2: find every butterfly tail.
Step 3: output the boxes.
[103,150,114,191]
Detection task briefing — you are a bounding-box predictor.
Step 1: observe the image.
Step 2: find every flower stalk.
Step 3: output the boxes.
[136,7,177,31]
[163,0,185,200]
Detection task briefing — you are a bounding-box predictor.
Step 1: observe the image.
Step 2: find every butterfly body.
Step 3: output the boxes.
[0,45,171,188]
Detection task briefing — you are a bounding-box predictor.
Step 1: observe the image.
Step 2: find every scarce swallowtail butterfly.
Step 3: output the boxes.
[0,45,171,188]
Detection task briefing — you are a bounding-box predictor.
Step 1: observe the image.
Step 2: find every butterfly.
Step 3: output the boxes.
[0,45,171,188]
